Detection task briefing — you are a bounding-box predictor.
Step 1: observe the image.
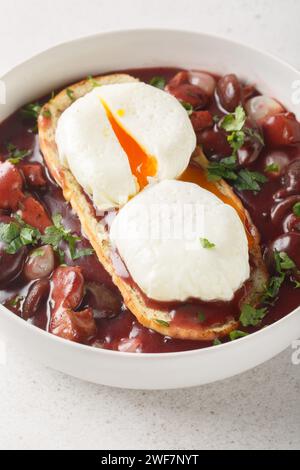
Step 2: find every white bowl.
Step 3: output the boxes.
[0,29,300,389]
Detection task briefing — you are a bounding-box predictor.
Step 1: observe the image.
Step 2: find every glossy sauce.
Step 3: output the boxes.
[0,67,299,353]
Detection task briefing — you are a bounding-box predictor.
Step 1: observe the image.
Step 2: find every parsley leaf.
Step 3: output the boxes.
[213,338,222,346]
[265,163,280,173]
[8,295,24,307]
[198,312,206,323]
[41,214,92,262]
[264,250,298,302]
[6,143,31,165]
[229,330,249,341]
[293,202,300,217]
[240,304,268,327]
[87,75,101,88]
[221,106,246,132]
[155,319,170,328]
[209,106,266,192]
[149,76,166,90]
[207,156,238,182]
[200,238,216,249]
[0,219,41,254]
[180,100,194,115]
[72,247,94,260]
[234,169,267,192]
[21,103,42,120]
[66,88,75,102]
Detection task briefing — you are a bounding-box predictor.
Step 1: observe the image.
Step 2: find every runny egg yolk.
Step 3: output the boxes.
[101,100,157,189]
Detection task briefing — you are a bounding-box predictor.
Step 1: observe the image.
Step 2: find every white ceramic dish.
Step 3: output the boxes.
[0,29,300,390]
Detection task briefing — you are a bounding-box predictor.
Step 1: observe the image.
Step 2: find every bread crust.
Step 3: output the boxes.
[38,74,268,341]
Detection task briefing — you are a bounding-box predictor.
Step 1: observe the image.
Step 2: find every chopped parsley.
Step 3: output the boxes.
[149,76,166,90]
[21,102,42,120]
[66,88,75,102]
[198,312,206,323]
[6,143,31,165]
[200,238,216,249]
[240,304,268,327]
[265,163,280,173]
[180,100,194,115]
[229,330,249,341]
[8,295,24,307]
[155,319,170,328]
[41,214,93,262]
[0,219,40,254]
[213,338,222,346]
[207,156,238,182]
[0,213,93,263]
[87,75,101,88]
[234,169,267,192]
[71,247,95,260]
[264,250,298,302]
[293,202,300,217]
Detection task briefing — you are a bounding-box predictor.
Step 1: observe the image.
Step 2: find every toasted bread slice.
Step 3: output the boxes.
[38,74,268,341]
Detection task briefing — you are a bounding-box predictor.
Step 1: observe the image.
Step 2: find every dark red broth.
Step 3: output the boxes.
[0,67,299,353]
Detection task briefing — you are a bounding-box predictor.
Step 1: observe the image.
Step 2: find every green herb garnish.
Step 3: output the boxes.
[41,214,79,262]
[229,330,249,341]
[8,295,24,307]
[293,202,300,217]
[264,250,298,302]
[207,156,238,182]
[6,143,31,165]
[234,169,267,192]
[200,238,216,249]
[240,304,268,327]
[208,106,266,192]
[149,76,166,90]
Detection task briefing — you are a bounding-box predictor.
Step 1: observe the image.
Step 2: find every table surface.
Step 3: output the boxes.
[0,0,299,451]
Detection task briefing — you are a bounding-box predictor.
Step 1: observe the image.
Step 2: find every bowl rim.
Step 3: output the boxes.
[0,27,299,360]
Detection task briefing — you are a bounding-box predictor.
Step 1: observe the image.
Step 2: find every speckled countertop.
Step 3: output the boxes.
[0,0,299,450]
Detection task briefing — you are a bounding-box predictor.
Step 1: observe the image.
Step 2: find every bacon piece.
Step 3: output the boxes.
[0,161,24,210]
[50,266,96,343]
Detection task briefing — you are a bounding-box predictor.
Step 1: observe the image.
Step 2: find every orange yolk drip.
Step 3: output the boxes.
[102,102,157,189]
[180,164,254,248]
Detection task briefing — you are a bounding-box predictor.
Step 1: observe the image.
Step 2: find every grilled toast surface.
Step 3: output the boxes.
[38,74,268,341]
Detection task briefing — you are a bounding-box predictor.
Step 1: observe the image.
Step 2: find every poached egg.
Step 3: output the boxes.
[110,180,250,303]
[55,82,196,211]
